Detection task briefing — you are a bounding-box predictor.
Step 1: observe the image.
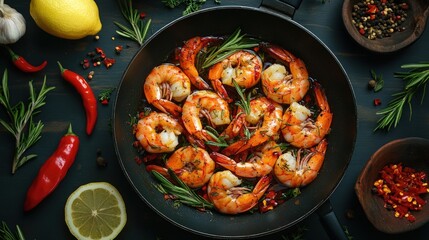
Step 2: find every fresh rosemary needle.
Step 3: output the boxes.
[151,169,214,209]
[0,70,55,174]
[375,62,429,131]
[115,0,151,46]
[0,221,26,240]
[201,28,259,69]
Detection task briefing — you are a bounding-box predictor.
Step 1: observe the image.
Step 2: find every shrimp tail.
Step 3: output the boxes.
[179,36,218,90]
[222,132,269,155]
[260,42,296,63]
[210,152,237,172]
[151,99,182,118]
[146,165,170,179]
[210,78,233,103]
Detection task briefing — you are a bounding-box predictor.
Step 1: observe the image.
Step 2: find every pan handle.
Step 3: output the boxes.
[260,0,303,18]
[316,199,348,240]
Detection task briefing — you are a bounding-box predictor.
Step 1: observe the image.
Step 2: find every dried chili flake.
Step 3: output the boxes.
[372,163,428,222]
[373,98,382,106]
[103,58,116,69]
[115,45,123,54]
[140,12,146,19]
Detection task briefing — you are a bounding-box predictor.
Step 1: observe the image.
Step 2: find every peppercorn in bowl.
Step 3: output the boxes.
[342,0,429,53]
[355,137,429,234]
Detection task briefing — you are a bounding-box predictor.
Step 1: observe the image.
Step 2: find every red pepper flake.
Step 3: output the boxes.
[366,4,378,14]
[140,12,146,19]
[134,156,143,165]
[115,45,123,54]
[373,98,382,106]
[95,47,104,54]
[359,28,365,35]
[372,163,428,222]
[103,58,115,69]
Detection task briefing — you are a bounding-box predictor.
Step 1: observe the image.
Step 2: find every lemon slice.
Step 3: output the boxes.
[64,182,127,240]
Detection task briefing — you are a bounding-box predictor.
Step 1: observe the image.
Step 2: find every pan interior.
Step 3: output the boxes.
[113,6,357,239]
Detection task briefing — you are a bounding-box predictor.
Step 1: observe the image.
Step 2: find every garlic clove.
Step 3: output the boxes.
[0,3,26,44]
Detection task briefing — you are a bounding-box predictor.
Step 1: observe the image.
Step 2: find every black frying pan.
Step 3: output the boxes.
[113,1,357,239]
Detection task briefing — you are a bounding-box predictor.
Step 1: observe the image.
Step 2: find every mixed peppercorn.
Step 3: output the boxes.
[352,0,409,40]
[372,163,428,222]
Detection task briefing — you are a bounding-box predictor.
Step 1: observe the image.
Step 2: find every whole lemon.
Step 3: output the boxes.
[30,0,102,40]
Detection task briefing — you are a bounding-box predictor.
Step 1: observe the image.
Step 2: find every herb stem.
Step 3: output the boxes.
[202,28,259,69]
[375,62,429,131]
[115,0,151,46]
[0,70,54,173]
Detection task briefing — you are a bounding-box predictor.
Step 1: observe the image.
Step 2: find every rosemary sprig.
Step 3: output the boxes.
[233,80,251,115]
[204,125,228,147]
[375,62,429,131]
[0,70,55,174]
[115,0,151,46]
[151,169,214,209]
[0,221,26,240]
[202,28,259,69]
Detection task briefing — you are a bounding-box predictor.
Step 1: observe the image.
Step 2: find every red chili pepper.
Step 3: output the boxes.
[6,47,47,73]
[57,61,97,135]
[23,124,79,211]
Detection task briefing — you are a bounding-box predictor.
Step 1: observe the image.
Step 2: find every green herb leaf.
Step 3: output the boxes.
[370,69,384,92]
[162,0,221,16]
[151,169,214,209]
[0,70,55,174]
[202,28,259,69]
[0,221,26,240]
[233,79,251,115]
[115,0,151,46]
[374,62,429,131]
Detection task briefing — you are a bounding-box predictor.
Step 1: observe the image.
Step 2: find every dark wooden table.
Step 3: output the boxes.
[1,1,428,239]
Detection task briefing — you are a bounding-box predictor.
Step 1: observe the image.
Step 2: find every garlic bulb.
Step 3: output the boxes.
[0,0,26,44]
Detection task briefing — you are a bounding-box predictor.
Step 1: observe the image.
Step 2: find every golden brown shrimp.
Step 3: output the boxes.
[222,97,283,155]
[274,139,328,187]
[135,112,183,153]
[281,82,332,148]
[165,146,215,188]
[261,43,310,104]
[144,64,191,117]
[207,170,271,214]
[179,36,217,90]
[181,90,231,145]
[143,64,191,117]
[210,141,281,178]
[208,50,262,102]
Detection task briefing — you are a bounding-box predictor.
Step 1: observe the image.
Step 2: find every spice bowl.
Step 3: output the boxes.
[355,137,429,234]
[342,0,429,53]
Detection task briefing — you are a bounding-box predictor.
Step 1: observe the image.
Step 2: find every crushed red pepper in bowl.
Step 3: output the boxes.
[372,163,428,222]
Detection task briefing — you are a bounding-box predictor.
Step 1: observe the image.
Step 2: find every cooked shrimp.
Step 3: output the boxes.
[182,90,231,145]
[207,170,271,214]
[179,36,217,90]
[222,97,283,155]
[135,112,183,153]
[274,139,328,187]
[208,50,262,102]
[281,82,332,148]
[165,146,215,188]
[210,141,281,178]
[144,64,191,117]
[261,43,310,104]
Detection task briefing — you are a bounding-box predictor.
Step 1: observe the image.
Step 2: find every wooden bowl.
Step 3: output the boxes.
[355,137,429,234]
[342,0,429,53]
